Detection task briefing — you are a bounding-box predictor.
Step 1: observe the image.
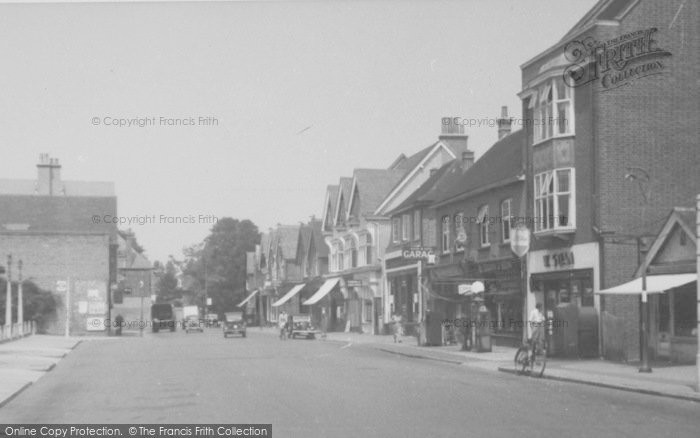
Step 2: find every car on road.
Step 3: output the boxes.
[205,313,220,328]
[290,315,319,339]
[223,312,246,338]
[184,316,204,333]
[151,303,176,333]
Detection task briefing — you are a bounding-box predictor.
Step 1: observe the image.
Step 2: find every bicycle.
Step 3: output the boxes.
[514,337,547,377]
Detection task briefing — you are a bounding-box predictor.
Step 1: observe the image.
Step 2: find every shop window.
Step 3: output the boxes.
[364,300,372,323]
[501,199,512,243]
[534,168,575,233]
[673,284,697,337]
[533,77,573,144]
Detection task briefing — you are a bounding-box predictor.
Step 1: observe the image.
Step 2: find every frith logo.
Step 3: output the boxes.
[563,27,672,91]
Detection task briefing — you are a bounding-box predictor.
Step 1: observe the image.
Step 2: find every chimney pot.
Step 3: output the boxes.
[497,106,512,140]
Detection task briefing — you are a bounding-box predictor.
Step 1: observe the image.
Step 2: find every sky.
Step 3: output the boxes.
[0,0,598,263]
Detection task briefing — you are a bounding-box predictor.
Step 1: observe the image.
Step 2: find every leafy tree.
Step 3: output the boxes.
[182,218,259,315]
[153,258,181,303]
[0,280,60,333]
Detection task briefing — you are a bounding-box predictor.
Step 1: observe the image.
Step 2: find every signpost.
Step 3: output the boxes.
[57,279,69,337]
[510,225,531,344]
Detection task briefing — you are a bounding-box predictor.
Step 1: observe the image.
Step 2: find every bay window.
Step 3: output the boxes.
[533,77,573,144]
[534,168,575,233]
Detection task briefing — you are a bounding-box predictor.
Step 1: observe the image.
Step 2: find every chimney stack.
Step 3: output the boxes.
[36,154,62,195]
[497,106,512,140]
[461,150,474,170]
[439,117,470,157]
[429,168,438,177]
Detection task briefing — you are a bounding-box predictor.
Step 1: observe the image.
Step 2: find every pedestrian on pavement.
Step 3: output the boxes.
[278,311,289,340]
[392,314,403,343]
[529,302,545,354]
[320,308,328,340]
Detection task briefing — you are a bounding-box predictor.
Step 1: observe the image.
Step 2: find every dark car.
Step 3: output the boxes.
[151,303,176,333]
[223,312,246,338]
[184,315,204,333]
[290,315,319,339]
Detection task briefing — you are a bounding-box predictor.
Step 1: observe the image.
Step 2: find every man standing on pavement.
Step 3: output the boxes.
[278,311,288,340]
[529,302,545,353]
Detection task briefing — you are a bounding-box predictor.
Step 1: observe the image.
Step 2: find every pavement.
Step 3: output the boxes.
[0,334,118,409]
[258,326,700,402]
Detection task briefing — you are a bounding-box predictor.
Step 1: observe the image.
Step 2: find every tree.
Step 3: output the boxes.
[182,218,259,315]
[153,259,181,303]
[0,280,60,333]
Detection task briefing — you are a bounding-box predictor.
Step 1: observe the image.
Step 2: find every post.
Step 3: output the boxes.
[5,255,12,334]
[695,194,700,391]
[17,260,23,336]
[64,277,70,338]
[639,259,651,372]
[521,255,528,345]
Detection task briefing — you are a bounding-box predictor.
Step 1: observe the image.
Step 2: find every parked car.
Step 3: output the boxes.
[290,315,319,339]
[223,312,246,338]
[205,313,220,328]
[151,303,176,333]
[184,315,204,333]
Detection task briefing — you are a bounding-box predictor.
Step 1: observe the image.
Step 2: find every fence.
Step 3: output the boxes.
[0,321,36,342]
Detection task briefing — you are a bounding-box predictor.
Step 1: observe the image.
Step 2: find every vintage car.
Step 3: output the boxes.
[223,312,246,338]
[184,315,204,333]
[290,315,319,339]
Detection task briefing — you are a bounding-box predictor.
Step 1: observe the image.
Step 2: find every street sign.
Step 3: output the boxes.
[510,225,531,258]
[402,247,436,261]
[56,280,67,292]
[346,280,363,287]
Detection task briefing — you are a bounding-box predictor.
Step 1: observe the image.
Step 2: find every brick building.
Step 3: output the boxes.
[0,154,117,335]
[519,0,700,360]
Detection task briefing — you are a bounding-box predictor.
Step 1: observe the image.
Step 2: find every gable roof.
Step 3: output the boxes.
[297,224,313,262]
[348,168,407,219]
[432,130,525,206]
[275,224,301,260]
[635,207,697,277]
[321,184,339,231]
[309,219,328,256]
[389,144,433,172]
[333,177,353,225]
[374,140,459,215]
[388,161,457,216]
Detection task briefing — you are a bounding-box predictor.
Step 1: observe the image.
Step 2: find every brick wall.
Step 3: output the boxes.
[0,233,111,335]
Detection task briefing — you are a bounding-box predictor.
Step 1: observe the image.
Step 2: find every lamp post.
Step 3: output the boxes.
[5,255,12,333]
[625,167,652,373]
[17,260,23,336]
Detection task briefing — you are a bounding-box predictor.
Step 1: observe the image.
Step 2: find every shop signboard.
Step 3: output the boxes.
[510,225,530,258]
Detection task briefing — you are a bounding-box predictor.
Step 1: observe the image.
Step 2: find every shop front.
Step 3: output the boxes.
[527,242,600,357]
[474,257,523,348]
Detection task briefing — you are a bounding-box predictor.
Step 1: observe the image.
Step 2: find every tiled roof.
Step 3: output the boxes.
[0,178,115,196]
[0,194,117,234]
[275,225,300,260]
[388,161,457,215]
[309,219,328,256]
[560,0,635,43]
[352,169,406,216]
[432,130,524,205]
[674,208,697,239]
[298,225,312,260]
[389,144,433,171]
[336,177,353,221]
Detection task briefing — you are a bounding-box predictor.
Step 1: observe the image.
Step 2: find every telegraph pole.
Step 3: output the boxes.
[18,260,23,335]
[5,255,12,334]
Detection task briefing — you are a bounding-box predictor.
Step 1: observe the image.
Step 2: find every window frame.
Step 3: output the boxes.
[413,210,421,242]
[501,199,512,243]
[533,76,574,145]
[401,214,411,241]
[534,168,576,233]
[454,212,465,253]
[441,215,451,254]
[478,205,490,247]
[392,217,401,243]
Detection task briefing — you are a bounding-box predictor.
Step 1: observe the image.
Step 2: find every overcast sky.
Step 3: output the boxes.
[0,0,598,263]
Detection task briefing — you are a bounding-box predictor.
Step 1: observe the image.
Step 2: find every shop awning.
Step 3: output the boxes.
[303,278,340,305]
[596,274,696,295]
[237,289,259,307]
[272,283,306,307]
